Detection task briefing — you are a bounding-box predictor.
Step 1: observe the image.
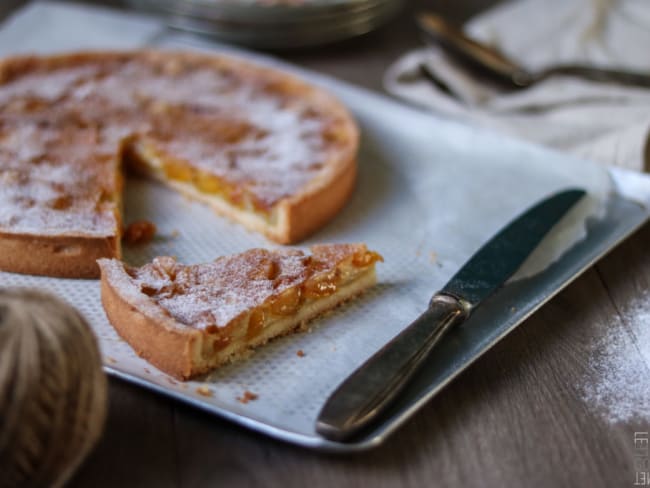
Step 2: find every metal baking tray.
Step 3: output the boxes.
[3,31,650,453]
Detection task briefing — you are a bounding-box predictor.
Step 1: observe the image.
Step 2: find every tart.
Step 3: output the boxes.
[0,51,358,278]
[98,244,382,379]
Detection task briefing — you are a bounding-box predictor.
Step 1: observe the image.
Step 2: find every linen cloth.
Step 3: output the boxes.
[384,0,650,171]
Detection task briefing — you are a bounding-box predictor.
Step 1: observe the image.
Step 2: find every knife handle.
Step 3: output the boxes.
[316,293,471,441]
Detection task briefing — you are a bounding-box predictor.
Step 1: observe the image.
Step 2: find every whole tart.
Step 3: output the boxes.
[98,244,382,379]
[0,51,359,278]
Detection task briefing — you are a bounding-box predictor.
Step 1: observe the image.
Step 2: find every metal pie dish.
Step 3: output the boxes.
[126,0,403,47]
[129,0,397,22]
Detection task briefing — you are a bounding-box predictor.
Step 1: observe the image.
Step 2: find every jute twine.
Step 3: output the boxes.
[0,289,107,488]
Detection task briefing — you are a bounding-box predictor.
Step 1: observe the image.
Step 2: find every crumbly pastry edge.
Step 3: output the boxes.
[0,231,119,278]
[98,256,376,380]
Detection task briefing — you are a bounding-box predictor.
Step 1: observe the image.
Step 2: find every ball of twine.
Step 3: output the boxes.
[0,289,107,488]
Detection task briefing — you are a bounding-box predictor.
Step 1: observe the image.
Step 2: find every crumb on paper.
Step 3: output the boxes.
[144,368,151,374]
[511,306,517,312]
[415,242,422,257]
[237,390,259,404]
[105,356,117,364]
[170,229,180,238]
[429,251,438,264]
[196,386,213,397]
[166,377,178,386]
[296,349,306,357]
[123,220,157,245]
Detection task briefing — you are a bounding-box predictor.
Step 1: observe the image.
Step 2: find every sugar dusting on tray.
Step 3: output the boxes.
[582,292,650,423]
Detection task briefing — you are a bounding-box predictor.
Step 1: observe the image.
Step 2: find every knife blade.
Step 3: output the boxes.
[316,188,586,441]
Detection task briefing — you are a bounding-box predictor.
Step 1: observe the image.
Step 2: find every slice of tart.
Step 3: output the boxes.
[98,244,382,379]
[0,51,358,278]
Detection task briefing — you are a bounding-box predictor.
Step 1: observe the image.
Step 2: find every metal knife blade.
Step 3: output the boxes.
[316,188,586,441]
[443,188,587,306]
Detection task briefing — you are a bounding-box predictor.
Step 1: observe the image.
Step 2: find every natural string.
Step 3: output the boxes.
[0,289,107,488]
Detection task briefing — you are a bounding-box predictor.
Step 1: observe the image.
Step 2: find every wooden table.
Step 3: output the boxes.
[3,1,649,486]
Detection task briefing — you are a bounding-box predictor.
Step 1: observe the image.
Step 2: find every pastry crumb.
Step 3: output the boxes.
[144,368,151,374]
[237,390,259,404]
[166,377,178,386]
[429,251,437,264]
[123,220,157,245]
[415,241,423,257]
[196,386,213,397]
[170,229,180,238]
[106,356,117,364]
[296,349,306,357]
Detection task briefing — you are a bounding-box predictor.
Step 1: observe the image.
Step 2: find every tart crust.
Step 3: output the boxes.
[0,232,119,279]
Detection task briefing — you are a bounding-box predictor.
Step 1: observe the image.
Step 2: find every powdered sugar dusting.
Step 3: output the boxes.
[0,65,102,104]
[69,54,343,205]
[581,291,650,423]
[125,245,360,330]
[0,51,352,240]
[0,118,119,235]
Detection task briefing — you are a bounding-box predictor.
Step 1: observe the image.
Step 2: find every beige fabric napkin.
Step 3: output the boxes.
[384,0,650,171]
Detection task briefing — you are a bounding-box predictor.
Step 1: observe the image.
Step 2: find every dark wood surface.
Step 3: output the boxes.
[3,1,648,486]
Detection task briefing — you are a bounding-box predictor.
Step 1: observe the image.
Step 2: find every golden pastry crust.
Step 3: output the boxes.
[0,50,359,277]
[0,232,118,279]
[98,244,382,379]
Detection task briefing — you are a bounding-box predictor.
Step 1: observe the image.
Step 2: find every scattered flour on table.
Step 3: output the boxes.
[582,291,650,423]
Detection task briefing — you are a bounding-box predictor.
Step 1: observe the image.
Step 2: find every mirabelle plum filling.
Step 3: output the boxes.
[243,254,381,340]
[195,170,222,193]
[161,159,274,219]
[268,287,302,316]
[352,250,383,267]
[163,159,194,182]
[303,272,339,298]
[246,308,266,339]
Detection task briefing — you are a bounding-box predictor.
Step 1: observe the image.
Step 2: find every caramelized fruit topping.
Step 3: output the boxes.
[352,250,383,268]
[303,271,338,298]
[49,195,73,210]
[195,171,222,194]
[247,308,266,339]
[164,160,195,182]
[268,287,302,316]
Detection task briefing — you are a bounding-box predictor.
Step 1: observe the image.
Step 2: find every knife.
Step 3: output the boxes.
[316,188,586,441]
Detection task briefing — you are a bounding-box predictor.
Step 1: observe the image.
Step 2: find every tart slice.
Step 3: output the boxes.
[98,244,382,379]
